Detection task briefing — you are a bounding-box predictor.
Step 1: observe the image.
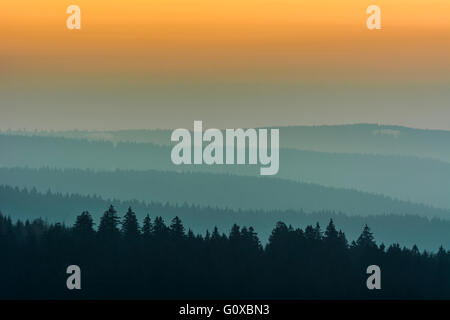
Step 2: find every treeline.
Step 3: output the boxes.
[2,166,450,218]
[1,206,450,299]
[2,185,450,251]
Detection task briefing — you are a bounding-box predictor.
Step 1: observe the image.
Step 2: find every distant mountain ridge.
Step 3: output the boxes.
[2,133,450,209]
[4,123,450,162]
[0,167,448,219]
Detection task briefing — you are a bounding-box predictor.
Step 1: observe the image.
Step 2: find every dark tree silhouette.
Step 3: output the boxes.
[142,214,153,239]
[1,208,450,299]
[355,224,377,249]
[98,205,121,240]
[122,207,140,241]
[170,216,185,239]
[73,211,95,239]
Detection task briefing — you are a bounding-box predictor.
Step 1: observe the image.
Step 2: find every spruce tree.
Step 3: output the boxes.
[355,224,377,249]
[73,211,95,239]
[142,214,153,238]
[153,216,168,239]
[98,205,121,241]
[170,216,185,239]
[122,207,140,241]
[325,219,338,241]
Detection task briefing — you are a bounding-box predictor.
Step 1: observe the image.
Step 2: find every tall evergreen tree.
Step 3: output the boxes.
[325,219,338,241]
[98,205,121,241]
[122,207,140,240]
[73,211,95,239]
[153,216,168,239]
[170,216,185,239]
[142,214,153,239]
[355,224,377,249]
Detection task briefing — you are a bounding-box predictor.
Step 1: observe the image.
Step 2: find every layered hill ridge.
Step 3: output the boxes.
[2,132,450,209]
[0,167,448,218]
[4,124,450,162]
[0,185,449,251]
[2,124,450,250]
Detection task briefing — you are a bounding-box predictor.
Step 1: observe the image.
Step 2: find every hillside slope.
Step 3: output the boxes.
[0,167,448,218]
[2,134,450,209]
[1,185,449,251]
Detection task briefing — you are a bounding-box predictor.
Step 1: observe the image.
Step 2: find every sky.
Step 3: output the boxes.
[1,0,450,130]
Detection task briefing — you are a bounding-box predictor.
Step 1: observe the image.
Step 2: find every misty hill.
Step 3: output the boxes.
[2,134,450,209]
[1,185,450,251]
[5,123,450,162]
[277,124,450,163]
[0,167,448,219]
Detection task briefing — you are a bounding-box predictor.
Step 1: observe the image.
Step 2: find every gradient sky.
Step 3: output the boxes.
[1,0,450,130]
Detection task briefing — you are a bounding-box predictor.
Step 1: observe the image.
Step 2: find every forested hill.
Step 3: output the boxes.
[0,167,448,218]
[3,134,450,209]
[1,185,450,251]
[2,211,450,299]
[5,124,450,162]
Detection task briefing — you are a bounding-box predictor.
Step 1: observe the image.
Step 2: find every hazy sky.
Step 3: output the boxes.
[1,0,449,130]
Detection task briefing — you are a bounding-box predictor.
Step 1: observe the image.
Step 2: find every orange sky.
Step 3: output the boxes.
[2,0,450,81]
[1,1,450,131]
